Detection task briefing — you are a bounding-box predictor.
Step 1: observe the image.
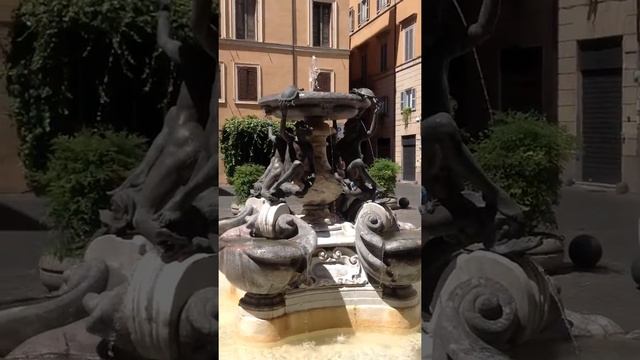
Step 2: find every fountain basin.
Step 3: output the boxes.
[219,210,317,317]
[259,91,370,120]
[219,271,421,344]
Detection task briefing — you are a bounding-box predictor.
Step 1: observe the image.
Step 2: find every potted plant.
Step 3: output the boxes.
[402,107,413,129]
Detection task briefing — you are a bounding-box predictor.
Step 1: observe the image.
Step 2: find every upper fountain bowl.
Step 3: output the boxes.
[259,91,371,120]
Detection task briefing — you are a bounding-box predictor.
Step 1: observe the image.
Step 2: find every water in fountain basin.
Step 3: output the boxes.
[219,327,421,360]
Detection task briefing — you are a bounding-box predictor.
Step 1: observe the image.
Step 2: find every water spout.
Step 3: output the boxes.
[309,55,320,91]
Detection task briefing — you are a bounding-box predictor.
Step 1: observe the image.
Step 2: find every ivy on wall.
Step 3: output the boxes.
[4,0,197,186]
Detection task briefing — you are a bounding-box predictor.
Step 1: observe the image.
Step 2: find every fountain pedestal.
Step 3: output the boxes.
[300,116,343,226]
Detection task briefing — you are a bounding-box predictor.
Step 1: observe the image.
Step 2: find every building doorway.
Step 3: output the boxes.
[580,37,622,184]
[402,135,416,181]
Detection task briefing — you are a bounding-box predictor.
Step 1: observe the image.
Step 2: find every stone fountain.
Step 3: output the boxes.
[218,82,422,347]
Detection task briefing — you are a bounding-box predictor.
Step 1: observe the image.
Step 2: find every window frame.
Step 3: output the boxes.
[348,7,354,33]
[358,0,369,25]
[219,62,226,103]
[403,21,416,62]
[309,0,338,48]
[231,0,262,42]
[400,88,416,111]
[314,69,335,92]
[234,63,261,104]
[377,0,389,14]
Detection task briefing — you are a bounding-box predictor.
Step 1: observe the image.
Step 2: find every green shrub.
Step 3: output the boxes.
[230,163,266,203]
[220,115,293,180]
[369,158,401,197]
[37,129,147,259]
[470,111,575,230]
[5,0,198,186]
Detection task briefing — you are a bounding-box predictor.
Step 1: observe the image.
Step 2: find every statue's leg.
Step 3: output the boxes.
[259,164,284,200]
[267,160,304,200]
[423,112,522,220]
[347,159,377,200]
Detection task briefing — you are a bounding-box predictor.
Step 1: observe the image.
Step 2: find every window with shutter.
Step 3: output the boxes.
[312,2,332,47]
[236,65,259,102]
[235,0,256,40]
[400,91,407,110]
[401,88,416,110]
[403,21,415,61]
[314,71,332,92]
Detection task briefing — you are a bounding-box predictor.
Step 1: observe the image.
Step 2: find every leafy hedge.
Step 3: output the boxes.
[37,129,146,259]
[221,115,293,181]
[470,111,575,230]
[230,163,265,202]
[5,0,195,186]
[369,158,400,197]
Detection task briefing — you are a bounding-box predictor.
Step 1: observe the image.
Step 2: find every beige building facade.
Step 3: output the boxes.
[348,0,421,182]
[0,0,27,193]
[557,0,640,191]
[219,0,351,184]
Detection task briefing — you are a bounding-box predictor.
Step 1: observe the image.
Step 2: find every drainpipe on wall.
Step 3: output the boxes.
[292,0,298,87]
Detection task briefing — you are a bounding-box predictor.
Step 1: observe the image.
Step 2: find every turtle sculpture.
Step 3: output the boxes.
[278,85,301,120]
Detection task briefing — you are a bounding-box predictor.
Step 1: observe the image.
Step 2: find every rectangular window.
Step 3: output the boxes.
[380,42,387,72]
[377,0,388,13]
[400,88,416,110]
[403,22,415,62]
[236,65,259,102]
[380,95,389,115]
[235,0,257,40]
[314,71,332,92]
[349,8,354,32]
[218,62,225,103]
[312,1,332,48]
[358,0,369,25]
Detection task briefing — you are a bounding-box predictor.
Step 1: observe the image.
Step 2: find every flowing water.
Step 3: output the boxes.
[543,275,581,359]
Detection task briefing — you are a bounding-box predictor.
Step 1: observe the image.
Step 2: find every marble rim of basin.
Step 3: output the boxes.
[354,202,421,300]
[258,91,370,120]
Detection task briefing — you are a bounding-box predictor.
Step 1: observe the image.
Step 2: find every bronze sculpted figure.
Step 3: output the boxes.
[335,89,383,201]
[422,0,524,251]
[101,0,217,262]
[252,86,315,203]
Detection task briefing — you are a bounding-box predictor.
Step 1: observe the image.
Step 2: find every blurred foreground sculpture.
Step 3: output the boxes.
[422,0,640,359]
[0,1,219,359]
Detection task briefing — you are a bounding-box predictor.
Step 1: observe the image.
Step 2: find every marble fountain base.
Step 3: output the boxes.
[220,270,421,344]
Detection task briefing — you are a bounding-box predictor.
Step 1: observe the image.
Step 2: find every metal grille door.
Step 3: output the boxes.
[581,69,622,184]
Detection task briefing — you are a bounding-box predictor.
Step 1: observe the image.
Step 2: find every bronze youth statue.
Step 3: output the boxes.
[102,0,217,261]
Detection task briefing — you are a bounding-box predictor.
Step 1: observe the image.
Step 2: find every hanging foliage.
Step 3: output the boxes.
[4,0,196,185]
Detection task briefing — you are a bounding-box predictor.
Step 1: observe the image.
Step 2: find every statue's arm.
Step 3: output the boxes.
[444,0,500,58]
[191,0,217,58]
[157,1,182,63]
[279,117,294,142]
[268,126,276,143]
[366,99,383,138]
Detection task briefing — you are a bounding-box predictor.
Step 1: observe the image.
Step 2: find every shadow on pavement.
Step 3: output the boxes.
[0,203,47,231]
